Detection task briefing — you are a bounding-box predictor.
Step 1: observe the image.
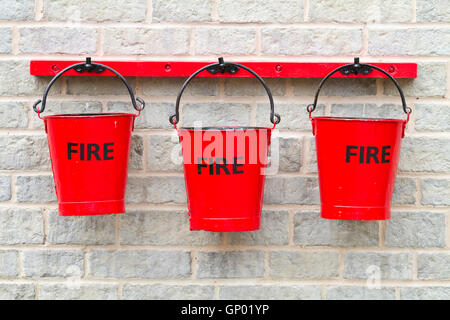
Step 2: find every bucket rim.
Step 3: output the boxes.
[311,116,405,123]
[42,112,137,119]
[178,126,272,131]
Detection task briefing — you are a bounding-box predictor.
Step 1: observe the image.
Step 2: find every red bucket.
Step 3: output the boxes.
[307,59,411,220]
[33,59,145,216]
[170,58,280,232]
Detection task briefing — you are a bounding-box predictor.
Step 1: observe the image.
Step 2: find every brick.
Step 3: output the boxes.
[256,103,325,130]
[294,79,376,98]
[384,63,447,98]
[218,0,302,22]
[261,28,362,55]
[369,27,450,56]
[194,28,256,55]
[23,250,84,278]
[0,283,35,300]
[263,177,320,205]
[153,0,211,22]
[417,0,450,22]
[180,103,251,127]
[0,208,44,244]
[385,212,446,248]
[305,137,318,174]
[20,27,97,54]
[400,287,450,300]
[224,78,286,96]
[142,77,218,96]
[108,102,173,129]
[32,101,102,129]
[415,104,450,131]
[67,78,136,95]
[392,178,417,205]
[310,0,412,23]
[39,283,118,300]
[421,179,450,206]
[123,284,214,300]
[277,137,302,172]
[0,101,28,128]
[418,253,450,280]
[0,250,18,276]
[0,176,11,201]
[47,210,116,245]
[294,211,379,247]
[119,210,221,246]
[148,135,183,172]
[197,251,264,278]
[104,27,190,55]
[0,135,50,170]
[129,135,143,170]
[326,286,395,300]
[344,252,413,280]
[16,175,56,203]
[0,0,34,20]
[228,211,289,245]
[331,103,405,119]
[0,60,61,96]
[88,250,191,278]
[125,176,186,204]
[399,137,450,173]
[219,285,321,300]
[0,28,11,53]
[270,251,339,279]
[44,0,146,22]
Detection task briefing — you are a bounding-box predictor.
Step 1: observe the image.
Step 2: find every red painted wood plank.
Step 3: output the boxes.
[30,60,417,78]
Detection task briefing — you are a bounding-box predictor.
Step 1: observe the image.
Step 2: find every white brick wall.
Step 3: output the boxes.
[0,0,449,300]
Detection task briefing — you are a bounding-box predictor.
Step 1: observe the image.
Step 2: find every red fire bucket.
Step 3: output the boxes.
[170,58,281,232]
[33,59,145,216]
[307,58,411,220]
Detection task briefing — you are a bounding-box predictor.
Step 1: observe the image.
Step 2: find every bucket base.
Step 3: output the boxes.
[190,217,260,232]
[58,199,125,216]
[321,204,390,220]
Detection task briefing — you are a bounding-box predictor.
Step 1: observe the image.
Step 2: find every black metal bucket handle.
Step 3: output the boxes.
[307,57,412,119]
[169,57,280,126]
[33,57,145,116]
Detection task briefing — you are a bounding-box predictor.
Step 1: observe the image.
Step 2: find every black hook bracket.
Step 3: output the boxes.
[339,57,373,76]
[206,57,240,75]
[74,57,105,74]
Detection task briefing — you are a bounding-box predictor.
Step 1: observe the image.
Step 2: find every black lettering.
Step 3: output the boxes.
[209,158,214,175]
[381,146,391,163]
[216,158,230,175]
[233,157,244,174]
[366,146,379,164]
[197,157,207,174]
[346,145,358,163]
[359,146,365,164]
[68,143,77,160]
[87,144,101,161]
[104,142,114,160]
[80,143,85,160]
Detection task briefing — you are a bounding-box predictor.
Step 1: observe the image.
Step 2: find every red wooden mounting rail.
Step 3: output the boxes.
[30,60,417,78]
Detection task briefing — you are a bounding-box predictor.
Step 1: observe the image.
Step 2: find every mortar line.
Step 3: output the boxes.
[35,0,44,21]
[214,286,220,300]
[288,209,295,246]
[146,0,152,23]
[211,0,219,22]
[303,0,309,22]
